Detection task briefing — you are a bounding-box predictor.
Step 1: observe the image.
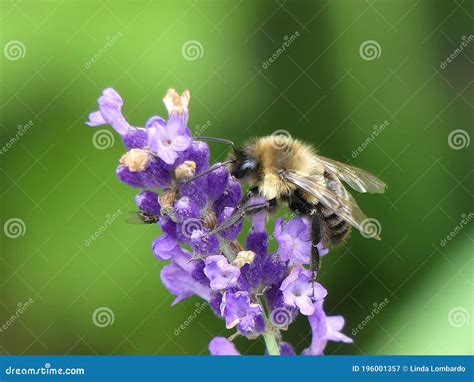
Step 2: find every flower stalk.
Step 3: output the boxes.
[263,328,281,355]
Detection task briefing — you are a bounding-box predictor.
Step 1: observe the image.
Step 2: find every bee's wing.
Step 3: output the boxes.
[125,211,146,224]
[281,170,380,240]
[315,155,387,194]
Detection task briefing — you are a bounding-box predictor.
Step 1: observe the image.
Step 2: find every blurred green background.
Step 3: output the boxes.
[0,0,472,355]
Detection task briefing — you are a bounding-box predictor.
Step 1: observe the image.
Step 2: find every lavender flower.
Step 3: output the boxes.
[86,87,353,356]
[209,337,240,356]
[302,300,353,355]
[220,291,264,335]
[204,255,240,290]
[280,267,327,315]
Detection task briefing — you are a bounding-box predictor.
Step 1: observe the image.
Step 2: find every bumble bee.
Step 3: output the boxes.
[188,135,387,274]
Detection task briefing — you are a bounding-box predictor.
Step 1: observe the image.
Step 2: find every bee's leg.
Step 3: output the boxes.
[310,212,322,285]
[213,199,274,234]
[213,187,259,233]
[235,187,259,211]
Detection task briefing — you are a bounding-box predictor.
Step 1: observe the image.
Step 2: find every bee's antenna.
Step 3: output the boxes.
[194,136,234,147]
[183,160,235,184]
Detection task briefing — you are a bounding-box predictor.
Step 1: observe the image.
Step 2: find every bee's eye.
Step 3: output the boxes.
[234,160,256,179]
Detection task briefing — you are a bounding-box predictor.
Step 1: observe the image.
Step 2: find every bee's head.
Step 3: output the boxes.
[228,146,258,180]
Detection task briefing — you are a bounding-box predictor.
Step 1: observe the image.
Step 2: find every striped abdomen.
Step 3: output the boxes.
[317,171,351,245]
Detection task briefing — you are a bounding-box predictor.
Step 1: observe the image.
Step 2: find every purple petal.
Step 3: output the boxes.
[160,261,210,305]
[86,111,106,127]
[204,255,240,290]
[209,337,240,356]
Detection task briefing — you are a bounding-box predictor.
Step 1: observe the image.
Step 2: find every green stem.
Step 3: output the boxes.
[263,331,280,356]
